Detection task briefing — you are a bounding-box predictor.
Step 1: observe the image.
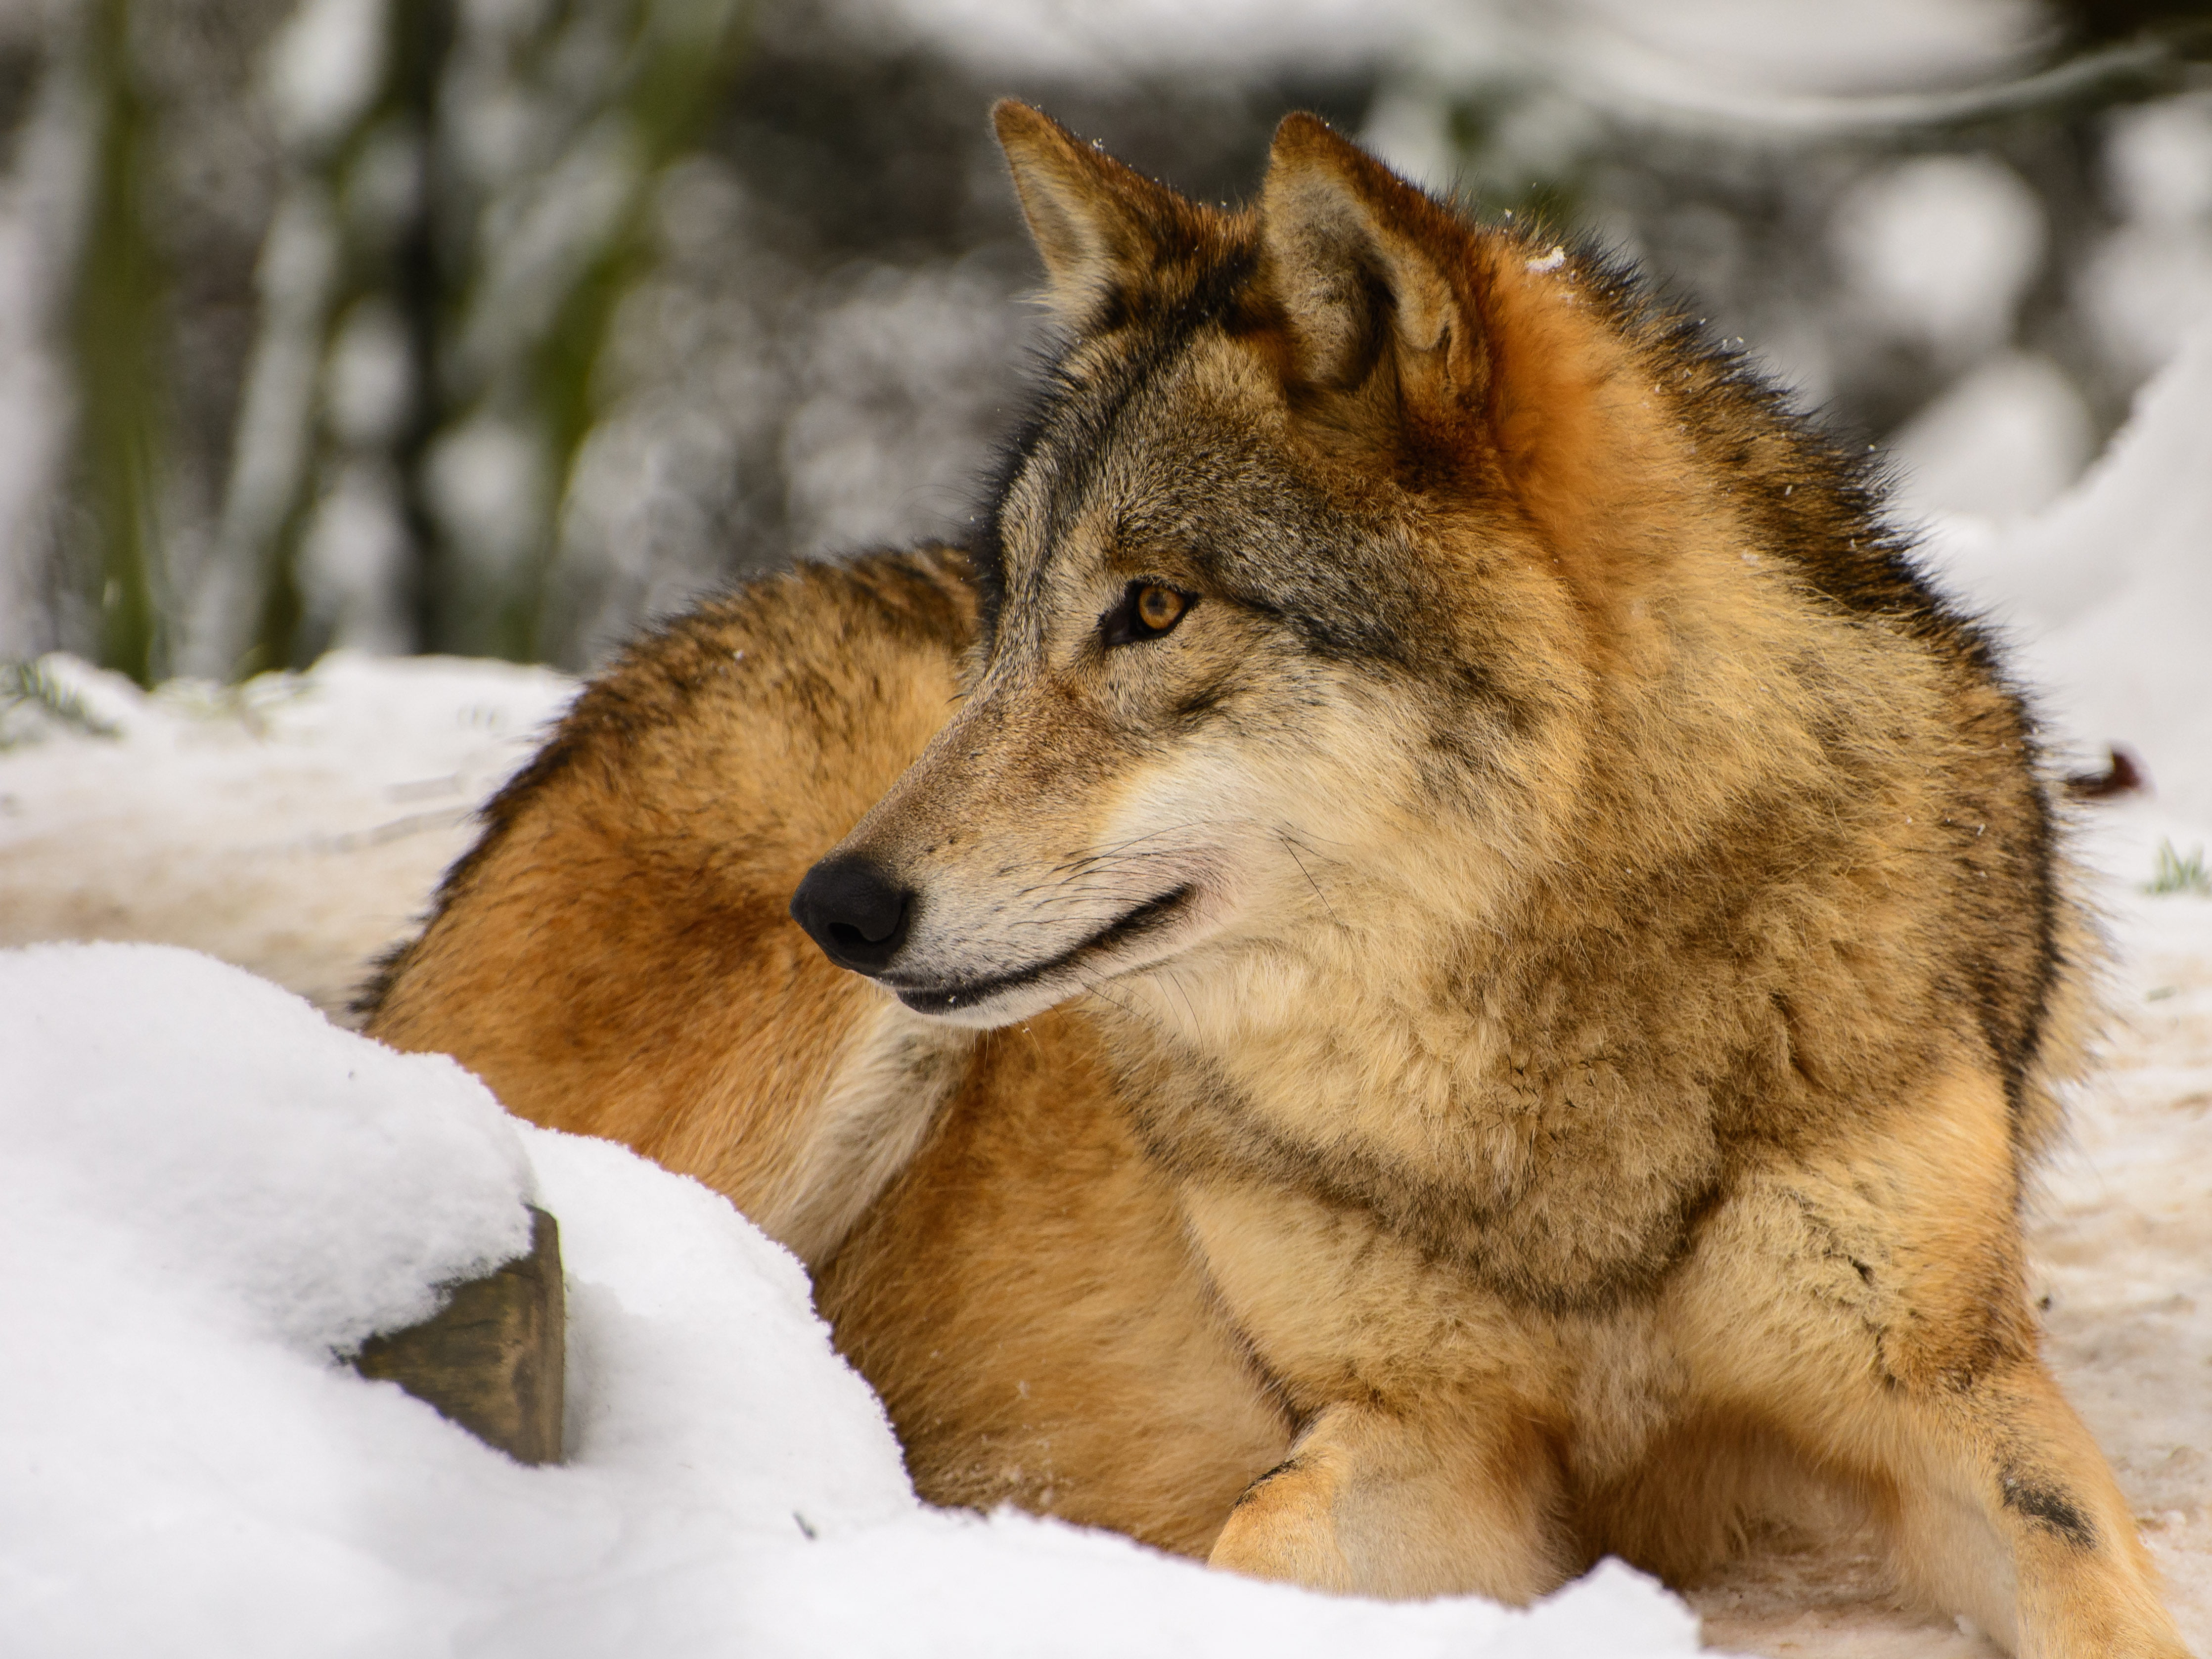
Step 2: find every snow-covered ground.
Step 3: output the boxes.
[4,331,2211,1653]
[0,651,572,1022]
[8,946,1707,1658]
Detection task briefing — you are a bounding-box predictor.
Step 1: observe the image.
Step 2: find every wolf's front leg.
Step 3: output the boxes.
[1681,1060,2186,1659]
[1693,1308,2183,1658]
[1881,1356,2185,1659]
[1206,1398,1578,1602]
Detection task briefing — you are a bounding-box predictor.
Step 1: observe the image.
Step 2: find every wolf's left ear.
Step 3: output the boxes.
[993,101,1187,329]
[1260,114,1484,402]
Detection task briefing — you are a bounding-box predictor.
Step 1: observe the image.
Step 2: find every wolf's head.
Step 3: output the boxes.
[790,104,1895,1031]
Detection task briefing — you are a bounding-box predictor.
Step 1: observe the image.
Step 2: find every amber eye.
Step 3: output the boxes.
[1102,580,1194,647]
[1137,585,1185,631]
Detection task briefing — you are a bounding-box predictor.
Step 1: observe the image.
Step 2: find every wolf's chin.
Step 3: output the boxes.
[887,884,1204,1027]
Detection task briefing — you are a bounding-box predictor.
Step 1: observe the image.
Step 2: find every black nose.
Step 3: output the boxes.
[789,854,915,975]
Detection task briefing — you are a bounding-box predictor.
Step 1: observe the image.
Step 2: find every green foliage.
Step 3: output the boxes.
[2146,840,2212,897]
[0,661,122,746]
[497,0,751,664]
[227,0,752,672]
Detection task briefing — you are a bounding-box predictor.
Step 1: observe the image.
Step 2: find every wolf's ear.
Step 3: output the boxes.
[993,101,1184,328]
[1260,114,1483,402]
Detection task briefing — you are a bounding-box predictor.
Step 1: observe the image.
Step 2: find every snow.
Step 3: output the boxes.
[779,259,1031,555]
[3,307,2211,1657]
[1554,0,2046,100]
[300,459,418,655]
[0,650,576,1017]
[0,954,1708,1657]
[2077,95,2212,387]
[324,298,414,448]
[1831,155,2046,362]
[424,412,550,587]
[2105,94,2212,229]
[823,0,2043,98]
[0,944,533,1354]
[1887,350,2091,521]
[1918,320,2212,828]
[2084,220,2212,387]
[266,0,391,156]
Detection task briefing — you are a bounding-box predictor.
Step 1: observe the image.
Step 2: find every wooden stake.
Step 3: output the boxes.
[355,1206,564,1464]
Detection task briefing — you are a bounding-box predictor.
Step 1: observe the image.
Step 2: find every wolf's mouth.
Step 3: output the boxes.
[888,884,1198,1017]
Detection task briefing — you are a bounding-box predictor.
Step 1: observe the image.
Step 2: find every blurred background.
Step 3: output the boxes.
[0,0,2207,686]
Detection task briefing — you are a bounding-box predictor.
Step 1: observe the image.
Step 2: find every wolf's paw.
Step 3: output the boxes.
[1207,1456,1357,1593]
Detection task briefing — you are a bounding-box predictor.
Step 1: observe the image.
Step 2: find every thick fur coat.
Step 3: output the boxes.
[366,106,2184,1656]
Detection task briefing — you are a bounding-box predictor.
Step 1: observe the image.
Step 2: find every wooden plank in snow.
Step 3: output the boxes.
[355,1206,564,1464]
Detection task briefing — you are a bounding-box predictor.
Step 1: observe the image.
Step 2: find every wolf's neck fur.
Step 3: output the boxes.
[1093,870,1725,1309]
[1090,603,1987,1310]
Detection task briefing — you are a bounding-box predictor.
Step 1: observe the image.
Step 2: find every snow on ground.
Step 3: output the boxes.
[3,333,2211,1655]
[1917,321,2212,828]
[0,651,576,1021]
[0,943,1705,1657]
[824,0,2046,100]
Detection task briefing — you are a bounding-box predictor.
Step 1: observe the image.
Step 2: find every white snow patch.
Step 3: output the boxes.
[300,460,416,654]
[425,412,549,583]
[324,296,415,448]
[0,649,576,1016]
[2081,219,2212,385]
[1831,154,2045,360]
[2076,93,2212,386]
[266,0,392,156]
[2104,93,2212,228]
[1917,320,2212,830]
[0,942,1712,1657]
[1360,77,1463,191]
[1557,0,2045,100]
[824,0,2042,100]
[0,943,534,1354]
[1887,350,2092,522]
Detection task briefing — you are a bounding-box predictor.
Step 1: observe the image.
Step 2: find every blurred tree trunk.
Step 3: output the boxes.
[68,0,168,687]
[389,0,456,664]
[226,0,457,678]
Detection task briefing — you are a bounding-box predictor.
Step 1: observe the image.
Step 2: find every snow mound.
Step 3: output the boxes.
[0,650,577,1018]
[0,942,532,1353]
[0,942,1710,1657]
[1918,320,2212,833]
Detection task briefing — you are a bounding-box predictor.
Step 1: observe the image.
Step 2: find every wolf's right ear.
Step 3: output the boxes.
[1259,114,1485,406]
[993,101,1183,329]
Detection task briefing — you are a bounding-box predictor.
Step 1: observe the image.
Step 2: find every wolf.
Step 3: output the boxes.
[366,105,2186,1655]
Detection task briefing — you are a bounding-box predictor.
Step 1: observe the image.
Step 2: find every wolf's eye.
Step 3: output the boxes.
[1102,581,1193,646]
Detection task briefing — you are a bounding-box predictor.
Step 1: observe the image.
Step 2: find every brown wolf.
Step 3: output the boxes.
[366,106,2185,1654]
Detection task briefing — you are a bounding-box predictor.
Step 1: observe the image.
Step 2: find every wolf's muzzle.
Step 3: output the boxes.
[790,854,913,975]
